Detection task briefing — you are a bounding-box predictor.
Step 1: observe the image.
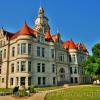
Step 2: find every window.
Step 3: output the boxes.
[38,77,41,85]
[17,62,19,72]
[74,67,77,74]
[10,78,13,85]
[37,35,44,42]
[2,78,4,83]
[72,55,76,62]
[70,67,72,74]
[69,55,72,62]
[4,49,6,58]
[0,51,2,57]
[0,51,2,64]
[0,66,1,74]
[37,47,45,57]
[51,49,54,58]
[21,61,26,71]
[52,64,55,73]
[11,64,14,73]
[42,64,45,72]
[42,48,45,57]
[17,44,20,55]
[59,54,64,62]
[70,77,73,83]
[60,68,65,73]
[3,41,5,46]
[21,43,26,54]
[37,47,40,57]
[41,37,44,43]
[37,35,40,42]
[53,77,56,85]
[28,77,32,85]
[20,77,25,85]
[28,61,32,72]
[28,44,32,55]
[16,77,19,85]
[12,47,15,57]
[43,77,46,85]
[0,40,2,47]
[75,77,78,83]
[37,63,41,72]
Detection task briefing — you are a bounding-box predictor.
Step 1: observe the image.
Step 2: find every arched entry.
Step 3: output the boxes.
[59,68,65,84]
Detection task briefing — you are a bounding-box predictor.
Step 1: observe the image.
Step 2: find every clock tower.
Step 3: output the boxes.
[33,6,50,33]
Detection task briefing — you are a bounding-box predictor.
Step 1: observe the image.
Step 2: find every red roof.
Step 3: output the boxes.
[75,43,87,52]
[3,30,14,39]
[81,43,87,52]
[11,22,38,40]
[44,30,53,42]
[63,40,77,49]
[52,33,59,41]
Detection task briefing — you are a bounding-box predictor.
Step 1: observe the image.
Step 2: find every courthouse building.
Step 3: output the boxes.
[0,6,89,88]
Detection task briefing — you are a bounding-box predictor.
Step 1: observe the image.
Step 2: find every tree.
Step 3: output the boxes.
[92,43,100,58]
[82,43,100,81]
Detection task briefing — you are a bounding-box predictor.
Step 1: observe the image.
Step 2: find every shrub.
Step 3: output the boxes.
[15,91,28,97]
[13,86,19,94]
[28,85,36,93]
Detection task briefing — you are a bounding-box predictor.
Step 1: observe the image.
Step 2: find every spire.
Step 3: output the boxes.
[38,5,44,17]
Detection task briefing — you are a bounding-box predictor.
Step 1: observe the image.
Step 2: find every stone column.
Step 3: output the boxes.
[25,76,28,88]
[19,77,20,87]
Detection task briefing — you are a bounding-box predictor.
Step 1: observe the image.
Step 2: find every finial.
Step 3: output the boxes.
[40,0,42,7]
[38,0,44,17]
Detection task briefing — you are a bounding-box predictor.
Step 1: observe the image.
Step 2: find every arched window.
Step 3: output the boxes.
[59,68,65,73]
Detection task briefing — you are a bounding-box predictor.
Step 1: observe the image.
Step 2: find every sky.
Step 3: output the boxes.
[0,0,100,54]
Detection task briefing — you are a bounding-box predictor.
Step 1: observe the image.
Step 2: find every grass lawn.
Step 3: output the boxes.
[34,86,63,91]
[45,85,100,100]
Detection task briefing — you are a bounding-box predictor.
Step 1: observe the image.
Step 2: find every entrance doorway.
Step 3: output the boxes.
[59,68,65,84]
[20,77,25,85]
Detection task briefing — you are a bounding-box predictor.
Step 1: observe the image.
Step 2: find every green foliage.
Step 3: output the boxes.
[13,86,19,94]
[15,90,28,97]
[82,43,100,81]
[28,85,35,93]
[92,43,100,58]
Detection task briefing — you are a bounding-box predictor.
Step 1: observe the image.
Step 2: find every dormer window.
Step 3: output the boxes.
[37,35,44,43]
[37,35,41,42]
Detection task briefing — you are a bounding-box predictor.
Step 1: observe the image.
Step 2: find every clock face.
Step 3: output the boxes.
[35,18,40,25]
